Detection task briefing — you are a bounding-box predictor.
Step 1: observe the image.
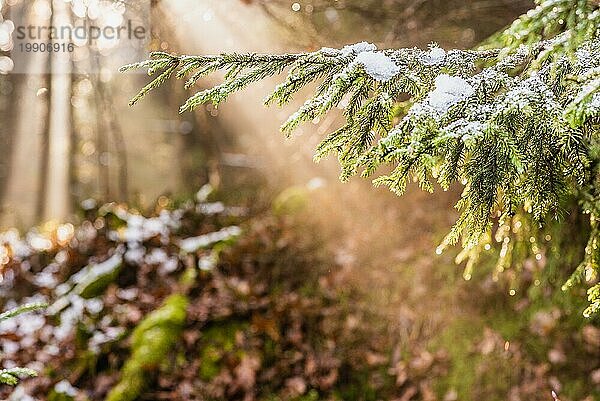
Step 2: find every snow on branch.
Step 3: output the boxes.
[122,0,600,315]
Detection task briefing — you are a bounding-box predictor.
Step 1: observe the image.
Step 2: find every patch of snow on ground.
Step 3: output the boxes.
[179,226,242,253]
[54,380,79,397]
[71,253,123,285]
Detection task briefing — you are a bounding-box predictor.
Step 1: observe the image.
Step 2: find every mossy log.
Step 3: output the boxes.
[105,294,188,401]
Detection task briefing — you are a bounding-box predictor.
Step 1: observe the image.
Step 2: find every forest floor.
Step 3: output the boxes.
[0,181,598,401]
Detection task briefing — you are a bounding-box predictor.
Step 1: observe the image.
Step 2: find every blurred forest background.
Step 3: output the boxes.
[0,1,598,401]
[0,0,532,227]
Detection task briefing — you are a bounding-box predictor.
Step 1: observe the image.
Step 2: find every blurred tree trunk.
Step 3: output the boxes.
[35,72,52,222]
[42,0,73,221]
[0,77,15,206]
[1,2,52,228]
[96,76,129,203]
[94,81,111,201]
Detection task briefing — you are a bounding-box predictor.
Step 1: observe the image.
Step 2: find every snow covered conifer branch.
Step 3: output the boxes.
[122,0,600,315]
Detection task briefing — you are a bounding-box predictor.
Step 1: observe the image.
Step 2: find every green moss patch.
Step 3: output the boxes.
[105,294,188,401]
